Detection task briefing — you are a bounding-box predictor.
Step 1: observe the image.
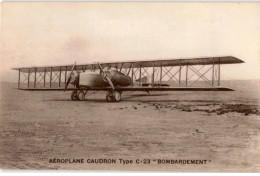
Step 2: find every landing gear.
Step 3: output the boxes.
[71,89,122,102]
[106,91,114,102]
[114,91,121,102]
[71,90,87,101]
[71,90,78,101]
[106,90,122,102]
[77,90,86,101]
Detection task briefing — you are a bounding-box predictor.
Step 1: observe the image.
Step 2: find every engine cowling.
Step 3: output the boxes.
[70,72,79,87]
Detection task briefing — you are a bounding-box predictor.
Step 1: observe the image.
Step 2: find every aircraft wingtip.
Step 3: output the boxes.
[231,56,245,63]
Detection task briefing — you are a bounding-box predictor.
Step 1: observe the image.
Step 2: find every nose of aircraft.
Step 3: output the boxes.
[70,72,79,85]
[108,70,131,87]
[117,72,132,86]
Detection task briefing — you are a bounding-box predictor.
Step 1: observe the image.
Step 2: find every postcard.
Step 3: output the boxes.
[0,2,259,171]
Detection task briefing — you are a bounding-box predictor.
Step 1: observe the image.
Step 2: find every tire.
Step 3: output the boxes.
[114,91,121,102]
[77,90,85,101]
[106,91,114,102]
[71,90,78,101]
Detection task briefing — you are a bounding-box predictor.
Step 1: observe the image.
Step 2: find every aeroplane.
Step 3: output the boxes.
[12,56,244,102]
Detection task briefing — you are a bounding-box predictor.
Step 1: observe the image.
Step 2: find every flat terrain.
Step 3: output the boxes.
[0,81,259,171]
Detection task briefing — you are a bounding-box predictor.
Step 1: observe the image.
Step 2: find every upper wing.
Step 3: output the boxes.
[12,56,244,73]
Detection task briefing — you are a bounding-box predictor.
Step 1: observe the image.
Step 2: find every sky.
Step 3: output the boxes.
[0,2,260,82]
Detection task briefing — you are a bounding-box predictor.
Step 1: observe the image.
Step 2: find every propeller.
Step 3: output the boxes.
[98,63,115,90]
[64,62,76,91]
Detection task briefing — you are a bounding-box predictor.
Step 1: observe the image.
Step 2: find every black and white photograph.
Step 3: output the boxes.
[0,2,259,171]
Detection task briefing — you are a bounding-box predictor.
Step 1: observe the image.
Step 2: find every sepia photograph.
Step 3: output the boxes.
[0,2,259,171]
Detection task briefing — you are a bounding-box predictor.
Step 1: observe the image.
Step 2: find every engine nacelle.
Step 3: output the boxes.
[70,72,80,87]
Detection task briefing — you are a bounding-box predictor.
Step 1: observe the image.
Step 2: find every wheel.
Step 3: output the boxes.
[114,91,121,102]
[106,91,114,102]
[71,90,78,101]
[77,90,85,101]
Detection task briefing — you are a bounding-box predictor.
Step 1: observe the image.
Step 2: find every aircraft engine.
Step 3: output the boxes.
[70,71,80,87]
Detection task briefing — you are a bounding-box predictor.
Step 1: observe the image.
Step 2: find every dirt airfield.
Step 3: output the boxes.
[0,81,259,171]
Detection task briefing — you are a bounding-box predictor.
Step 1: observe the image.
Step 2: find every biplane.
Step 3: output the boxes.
[12,56,244,102]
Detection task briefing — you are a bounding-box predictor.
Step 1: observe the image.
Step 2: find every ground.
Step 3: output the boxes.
[0,82,259,171]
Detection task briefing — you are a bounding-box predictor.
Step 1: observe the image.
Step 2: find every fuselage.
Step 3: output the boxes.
[70,70,132,88]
